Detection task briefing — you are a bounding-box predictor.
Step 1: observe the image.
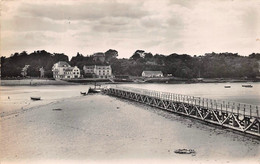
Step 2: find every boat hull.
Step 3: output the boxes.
[88,88,101,93]
[31,97,41,100]
[80,92,87,95]
[242,85,253,88]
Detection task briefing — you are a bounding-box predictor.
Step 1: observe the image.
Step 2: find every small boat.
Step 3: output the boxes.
[88,87,101,93]
[88,82,102,94]
[174,149,196,154]
[224,85,231,88]
[80,92,87,96]
[242,84,253,88]
[31,97,41,101]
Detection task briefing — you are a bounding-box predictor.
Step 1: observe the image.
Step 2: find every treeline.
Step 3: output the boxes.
[1,49,259,79]
[0,49,118,78]
[70,49,118,69]
[111,51,259,78]
[1,50,69,78]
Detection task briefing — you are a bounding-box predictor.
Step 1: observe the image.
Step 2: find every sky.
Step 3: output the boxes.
[1,0,260,59]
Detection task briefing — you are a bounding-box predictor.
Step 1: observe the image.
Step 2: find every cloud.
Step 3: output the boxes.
[90,17,137,33]
[99,17,131,26]
[17,1,147,21]
[140,17,164,29]
[1,16,72,32]
[240,6,260,37]
[1,0,259,58]
[1,31,53,54]
[168,0,194,8]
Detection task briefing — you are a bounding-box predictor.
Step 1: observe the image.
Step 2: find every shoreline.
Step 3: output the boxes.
[1,78,259,86]
[0,79,78,86]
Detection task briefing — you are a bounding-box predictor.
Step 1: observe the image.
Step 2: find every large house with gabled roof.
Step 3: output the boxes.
[52,61,80,79]
[83,65,112,78]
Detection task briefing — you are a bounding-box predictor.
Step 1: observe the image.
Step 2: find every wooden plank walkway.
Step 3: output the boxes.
[103,86,260,137]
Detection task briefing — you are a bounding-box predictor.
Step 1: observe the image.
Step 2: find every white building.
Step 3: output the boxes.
[83,65,112,78]
[52,61,80,79]
[64,66,80,79]
[142,71,163,78]
[39,67,44,78]
[21,65,30,77]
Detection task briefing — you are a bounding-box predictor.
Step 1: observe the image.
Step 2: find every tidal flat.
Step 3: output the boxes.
[0,84,259,164]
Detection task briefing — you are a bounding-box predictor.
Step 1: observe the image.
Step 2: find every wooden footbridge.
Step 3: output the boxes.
[103,86,260,137]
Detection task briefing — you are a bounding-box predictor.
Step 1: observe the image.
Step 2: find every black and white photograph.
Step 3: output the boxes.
[0,0,260,164]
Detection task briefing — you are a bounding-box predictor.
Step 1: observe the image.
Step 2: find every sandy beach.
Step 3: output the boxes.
[1,93,259,164]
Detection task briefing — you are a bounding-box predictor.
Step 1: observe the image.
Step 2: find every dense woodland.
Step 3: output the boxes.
[1,49,259,79]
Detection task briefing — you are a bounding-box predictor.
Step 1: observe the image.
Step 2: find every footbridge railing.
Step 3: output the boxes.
[103,86,260,137]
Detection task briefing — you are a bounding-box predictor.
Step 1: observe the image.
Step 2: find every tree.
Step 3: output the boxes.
[249,53,260,60]
[1,56,6,65]
[53,53,69,62]
[130,50,145,60]
[105,49,118,62]
[144,52,153,59]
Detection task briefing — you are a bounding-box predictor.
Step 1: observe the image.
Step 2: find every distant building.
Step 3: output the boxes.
[93,53,105,63]
[142,71,163,78]
[52,61,80,79]
[39,67,45,78]
[83,65,112,78]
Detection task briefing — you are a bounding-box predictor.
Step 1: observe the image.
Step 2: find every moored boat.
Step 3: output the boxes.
[174,149,196,154]
[88,82,102,94]
[31,97,41,100]
[88,87,101,93]
[224,85,231,88]
[242,84,253,88]
[80,92,87,95]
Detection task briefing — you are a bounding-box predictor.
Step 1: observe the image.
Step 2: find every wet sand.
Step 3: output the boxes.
[0,79,75,86]
[0,94,259,164]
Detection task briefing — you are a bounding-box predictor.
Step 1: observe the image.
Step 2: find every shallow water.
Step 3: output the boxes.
[0,85,91,115]
[0,83,259,115]
[118,82,260,106]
